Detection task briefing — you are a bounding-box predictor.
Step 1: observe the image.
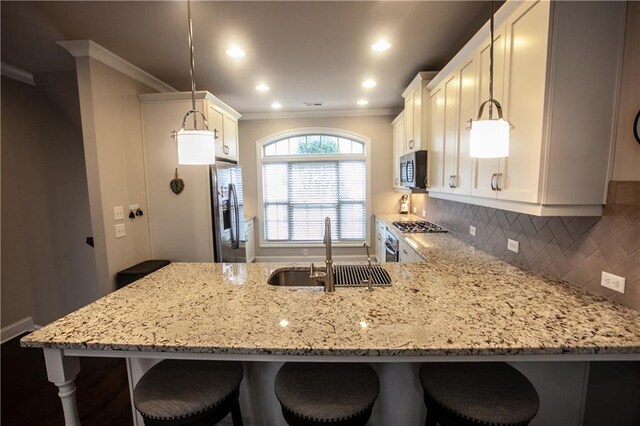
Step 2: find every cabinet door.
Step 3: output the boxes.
[429,86,446,191]
[398,239,416,263]
[223,115,239,161]
[455,57,476,196]
[471,25,506,199]
[404,93,415,152]
[207,105,225,158]
[443,73,459,194]
[392,118,405,189]
[498,0,550,203]
[412,87,422,151]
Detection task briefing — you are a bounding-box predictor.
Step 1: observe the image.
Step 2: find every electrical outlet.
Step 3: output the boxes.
[507,239,519,253]
[469,225,477,236]
[302,249,309,256]
[113,206,124,220]
[601,271,625,294]
[115,223,126,238]
[422,210,426,218]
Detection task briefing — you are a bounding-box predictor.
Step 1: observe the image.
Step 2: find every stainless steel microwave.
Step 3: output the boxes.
[400,150,428,188]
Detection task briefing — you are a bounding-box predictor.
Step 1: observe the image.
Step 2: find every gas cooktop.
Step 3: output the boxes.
[392,220,448,233]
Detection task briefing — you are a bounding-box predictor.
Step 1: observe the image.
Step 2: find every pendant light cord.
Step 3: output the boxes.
[489,0,494,119]
[187,0,197,127]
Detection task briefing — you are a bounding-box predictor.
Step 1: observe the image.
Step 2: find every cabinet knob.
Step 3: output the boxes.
[491,174,497,191]
[408,140,415,149]
[496,173,503,191]
[395,178,399,185]
[223,145,230,155]
[214,129,220,140]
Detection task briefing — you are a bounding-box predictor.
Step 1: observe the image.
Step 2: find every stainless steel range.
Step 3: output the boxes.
[392,221,448,233]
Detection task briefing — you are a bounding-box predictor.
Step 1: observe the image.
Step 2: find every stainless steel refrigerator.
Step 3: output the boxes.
[210,161,247,262]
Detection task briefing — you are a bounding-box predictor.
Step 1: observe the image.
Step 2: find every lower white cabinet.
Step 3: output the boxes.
[398,239,423,263]
[245,217,255,263]
[375,218,387,263]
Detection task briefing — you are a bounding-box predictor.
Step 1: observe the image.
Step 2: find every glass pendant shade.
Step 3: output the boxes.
[176,129,216,165]
[469,118,510,158]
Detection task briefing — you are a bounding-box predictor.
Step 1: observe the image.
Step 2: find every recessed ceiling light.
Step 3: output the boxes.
[371,40,391,52]
[271,102,282,109]
[362,79,377,88]
[255,83,270,92]
[225,46,245,58]
[357,99,369,106]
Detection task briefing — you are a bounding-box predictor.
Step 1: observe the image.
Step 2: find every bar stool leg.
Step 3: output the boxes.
[231,398,243,426]
[425,411,437,426]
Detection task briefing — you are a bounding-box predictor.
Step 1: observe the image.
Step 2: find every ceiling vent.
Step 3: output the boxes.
[303,102,323,107]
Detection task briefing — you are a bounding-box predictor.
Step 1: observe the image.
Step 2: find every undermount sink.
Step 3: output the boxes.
[267,266,392,288]
[267,268,324,287]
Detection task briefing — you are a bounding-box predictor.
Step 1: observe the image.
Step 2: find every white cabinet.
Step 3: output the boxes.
[138,91,242,261]
[244,217,255,263]
[425,0,625,216]
[206,103,240,162]
[398,239,423,263]
[401,72,438,154]
[430,57,477,196]
[391,112,407,190]
[374,218,387,263]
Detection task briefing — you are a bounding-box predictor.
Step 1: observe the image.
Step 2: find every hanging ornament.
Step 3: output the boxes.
[170,168,185,194]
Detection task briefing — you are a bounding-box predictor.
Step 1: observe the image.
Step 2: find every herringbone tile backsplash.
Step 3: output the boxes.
[411,182,640,311]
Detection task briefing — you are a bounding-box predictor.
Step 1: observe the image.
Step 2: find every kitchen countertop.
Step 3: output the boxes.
[22,214,640,357]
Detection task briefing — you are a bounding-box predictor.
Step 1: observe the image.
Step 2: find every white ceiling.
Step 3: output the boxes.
[1,1,498,114]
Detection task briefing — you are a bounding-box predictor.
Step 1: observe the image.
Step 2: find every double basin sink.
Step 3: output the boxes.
[267,265,392,288]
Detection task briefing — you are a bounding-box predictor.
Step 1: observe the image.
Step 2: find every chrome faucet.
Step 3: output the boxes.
[361,243,373,291]
[310,217,335,292]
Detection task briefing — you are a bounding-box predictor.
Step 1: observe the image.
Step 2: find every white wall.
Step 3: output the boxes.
[1,75,98,327]
[238,115,400,259]
[75,57,154,295]
[612,1,640,181]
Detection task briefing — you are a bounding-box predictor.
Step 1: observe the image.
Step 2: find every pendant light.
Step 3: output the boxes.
[469,0,511,159]
[174,0,216,165]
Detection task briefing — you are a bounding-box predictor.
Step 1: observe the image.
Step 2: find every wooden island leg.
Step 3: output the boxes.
[44,349,81,426]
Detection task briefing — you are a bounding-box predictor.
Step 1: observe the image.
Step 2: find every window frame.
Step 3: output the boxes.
[256,128,372,248]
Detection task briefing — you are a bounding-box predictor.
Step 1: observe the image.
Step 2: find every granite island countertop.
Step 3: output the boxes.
[22,217,640,358]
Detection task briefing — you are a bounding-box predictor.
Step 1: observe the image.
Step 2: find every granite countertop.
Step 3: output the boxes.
[22,214,640,357]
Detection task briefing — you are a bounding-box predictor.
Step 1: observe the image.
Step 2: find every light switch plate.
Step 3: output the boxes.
[115,223,126,238]
[470,225,477,236]
[114,206,124,221]
[507,239,519,253]
[601,271,625,293]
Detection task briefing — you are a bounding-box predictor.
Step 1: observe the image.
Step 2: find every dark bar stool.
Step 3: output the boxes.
[274,363,380,426]
[133,360,244,426]
[420,362,539,426]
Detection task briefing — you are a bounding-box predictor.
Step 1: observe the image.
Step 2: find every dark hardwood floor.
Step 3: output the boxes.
[1,333,133,425]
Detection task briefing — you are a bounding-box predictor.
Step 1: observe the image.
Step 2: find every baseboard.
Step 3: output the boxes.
[1,317,34,344]
[255,254,369,263]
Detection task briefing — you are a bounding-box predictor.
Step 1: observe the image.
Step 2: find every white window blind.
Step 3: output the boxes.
[263,160,366,242]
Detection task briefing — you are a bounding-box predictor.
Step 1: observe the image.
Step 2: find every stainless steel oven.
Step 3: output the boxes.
[385,232,399,263]
[400,150,429,189]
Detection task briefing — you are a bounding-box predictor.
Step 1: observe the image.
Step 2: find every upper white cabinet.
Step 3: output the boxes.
[401,72,438,154]
[391,111,408,190]
[426,0,626,216]
[138,91,241,261]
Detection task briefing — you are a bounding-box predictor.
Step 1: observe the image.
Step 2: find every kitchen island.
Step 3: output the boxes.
[21,222,640,425]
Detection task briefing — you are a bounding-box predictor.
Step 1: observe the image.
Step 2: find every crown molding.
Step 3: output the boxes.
[56,40,176,93]
[138,91,241,119]
[1,62,36,86]
[240,107,401,121]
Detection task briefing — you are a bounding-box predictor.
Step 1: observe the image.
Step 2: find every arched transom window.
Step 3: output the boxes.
[258,131,369,244]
